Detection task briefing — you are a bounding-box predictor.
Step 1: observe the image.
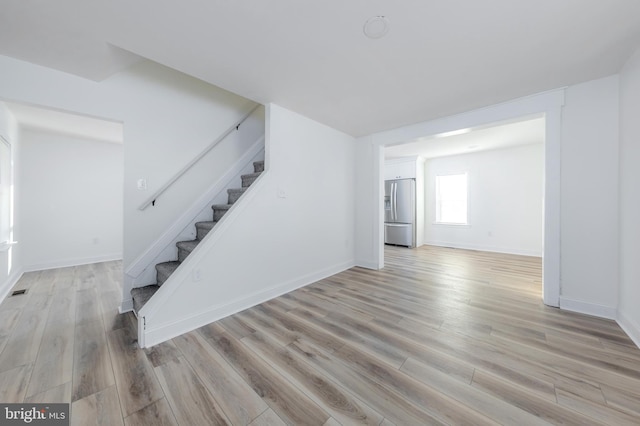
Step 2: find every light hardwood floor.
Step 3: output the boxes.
[1,246,639,425]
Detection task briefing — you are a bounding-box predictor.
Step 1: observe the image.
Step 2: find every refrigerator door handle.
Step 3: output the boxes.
[391,182,396,221]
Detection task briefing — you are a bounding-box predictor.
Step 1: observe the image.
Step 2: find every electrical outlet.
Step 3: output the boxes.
[193,269,202,282]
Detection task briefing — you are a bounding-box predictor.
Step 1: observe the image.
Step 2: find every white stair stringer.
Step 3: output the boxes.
[136,168,269,347]
[120,137,264,314]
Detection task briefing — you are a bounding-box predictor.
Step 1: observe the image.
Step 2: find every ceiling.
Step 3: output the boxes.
[1,1,640,137]
[6,102,123,144]
[384,116,544,159]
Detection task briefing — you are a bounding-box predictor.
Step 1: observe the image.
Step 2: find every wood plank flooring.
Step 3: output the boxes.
[1,246,640,425]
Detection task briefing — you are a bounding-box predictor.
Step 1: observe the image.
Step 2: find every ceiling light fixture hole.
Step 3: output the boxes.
[364,16,390,39]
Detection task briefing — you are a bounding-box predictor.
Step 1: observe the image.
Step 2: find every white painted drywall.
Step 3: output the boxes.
[18,129,123,270]
[618,47,640,345]
[559,75,620,317]
[139,104,356,346]
[423,143,544,256]
[0,55,260,269]
[355,135,384,269]
[0,102,20,297]
[416,157,425,247]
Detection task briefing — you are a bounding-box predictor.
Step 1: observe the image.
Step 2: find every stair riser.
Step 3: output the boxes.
[197,227,212,240]
[253,161,264,173]
[131,285,159,315]
[213,208,228,221]
[242,175,259,187]
[178,247,193,262]
[157,270,171,286]
[228,191,243,204]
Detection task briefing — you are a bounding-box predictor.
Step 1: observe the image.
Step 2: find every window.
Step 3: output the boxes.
[435,173,468,224]
[0,136,11,245]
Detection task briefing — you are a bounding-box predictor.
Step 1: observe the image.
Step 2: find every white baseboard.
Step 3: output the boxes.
[617,310,640,349]
[119,298,133,314]
[21,253,123,273]
[0,268,24,304]
[559,297,617,320]
[355,259,382,270]
[424,240,542,257]
[141,259,355,348]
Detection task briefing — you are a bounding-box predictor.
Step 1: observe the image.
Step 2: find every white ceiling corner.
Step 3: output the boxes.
[5,102,123,144]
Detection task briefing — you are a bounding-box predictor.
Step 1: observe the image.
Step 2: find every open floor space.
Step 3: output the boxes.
[0,246,639,425]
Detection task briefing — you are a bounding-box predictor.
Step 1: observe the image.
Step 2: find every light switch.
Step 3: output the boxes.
[137,178,147,190]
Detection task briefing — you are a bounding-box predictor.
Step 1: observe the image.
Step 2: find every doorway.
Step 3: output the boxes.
[361,89,564,307]
[385,115,545,257]
[4,101,124,271]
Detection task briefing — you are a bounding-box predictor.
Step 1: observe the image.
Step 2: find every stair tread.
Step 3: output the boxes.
[195,221,216,230]
[131,284,159,313]
[227,187,247,194]
[176,240,199,250]
[241,172,262,178]
[211,204,232,210]
[156,261,180,273]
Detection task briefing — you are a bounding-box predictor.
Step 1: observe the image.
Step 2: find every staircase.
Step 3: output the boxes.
[130,160,264,315]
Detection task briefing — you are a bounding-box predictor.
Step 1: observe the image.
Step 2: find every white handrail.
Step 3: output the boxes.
[138,104,261,210]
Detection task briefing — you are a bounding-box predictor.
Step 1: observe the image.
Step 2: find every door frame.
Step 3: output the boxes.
[368,89,565,307]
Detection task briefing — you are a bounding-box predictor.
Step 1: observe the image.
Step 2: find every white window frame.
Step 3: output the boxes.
[435,172,468,225]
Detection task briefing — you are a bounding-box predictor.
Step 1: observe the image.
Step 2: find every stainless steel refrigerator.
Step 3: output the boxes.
[384,179,416,247]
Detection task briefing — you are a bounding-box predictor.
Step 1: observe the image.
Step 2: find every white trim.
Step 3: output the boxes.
[375,144,385,269]
[119,274,135,313]
[355,259,381,270]
[385,156,421,165]
[0,267,24,304]
[559,297,617,320]
[119,298,133,314]
[372,88,565,308]
[138,170,269,319]
[617,311,640,349]
[136,162,269,346]
[21,253,122,273]
[424,240,542,258]
[141,259,355,348]
[542,104,563,307]
[0,241,17,252]
[125,137,264,280]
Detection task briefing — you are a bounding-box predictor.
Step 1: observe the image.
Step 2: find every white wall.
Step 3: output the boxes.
[0,102,19,298]
[18,129,123,270]
[559,75,620,318]
[139,104,356,346]
[618,47,640,345]
[424,143,544,256]
[0,55,259,269]
[355,136,383,269]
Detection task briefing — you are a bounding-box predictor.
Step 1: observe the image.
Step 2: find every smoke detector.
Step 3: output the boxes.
[363,16,390,39]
